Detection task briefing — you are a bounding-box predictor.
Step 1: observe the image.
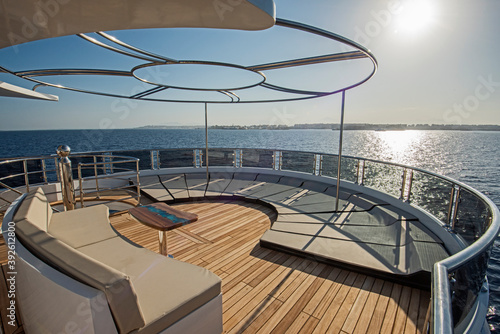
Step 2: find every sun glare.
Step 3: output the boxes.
[395,0,435,34]
[376,130,423,164]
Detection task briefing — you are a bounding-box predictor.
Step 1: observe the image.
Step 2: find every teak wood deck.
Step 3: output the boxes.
[0,201,431,333]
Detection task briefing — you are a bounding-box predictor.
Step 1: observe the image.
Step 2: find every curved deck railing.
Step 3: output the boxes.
[1,147,498,333]
[0,153,140,210]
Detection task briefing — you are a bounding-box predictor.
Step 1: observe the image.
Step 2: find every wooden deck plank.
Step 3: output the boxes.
[405,288,422,334]
[417,291,431,334]
[352,278,385,334]
[326,274,370,334]
[237,296,283,334]
[0,200,432,334]
[284,311,311,334]
[302,267,342,316]
[301,316,320,334]
[311,269,350,319]
[365,281,395,334]
[224,256,306,332]
[379,283,403,333]
[266,265,331,334]
[391,285,413,333]
[311,271,360,334]
[342,275,379,333]
[227,257,303,333]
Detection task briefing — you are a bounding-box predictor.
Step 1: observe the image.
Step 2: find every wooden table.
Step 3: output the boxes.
[129,203,198,256]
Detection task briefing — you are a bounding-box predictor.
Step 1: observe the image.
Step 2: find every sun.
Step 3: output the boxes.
[395,0,436,34]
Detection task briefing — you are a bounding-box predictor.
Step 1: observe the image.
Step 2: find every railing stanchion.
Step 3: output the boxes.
[41,159,48,184]
[23,160,29,193]
[406,169,414,202]
[93,156,100,199]
[136,160,141,206]
[400,168,407,200]
[205,103,209,183]
[451,187,461,231]
[360,160,366,186]
[55,157,61,182]
[446,186,456,228]
[78,165,84,208]
[57,145,75,211]
[355,159,361,184]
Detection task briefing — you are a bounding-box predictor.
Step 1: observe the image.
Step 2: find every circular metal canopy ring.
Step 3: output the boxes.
[131,61,267,91]
[3,18,378,104]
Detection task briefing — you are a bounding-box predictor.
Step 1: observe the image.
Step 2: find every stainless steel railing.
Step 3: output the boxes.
[1,147,498,332]
[0,152,140,211]
[76,155,140,209]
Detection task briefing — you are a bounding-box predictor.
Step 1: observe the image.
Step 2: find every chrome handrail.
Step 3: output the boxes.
[0,153,141,210]
[432,181,499,333]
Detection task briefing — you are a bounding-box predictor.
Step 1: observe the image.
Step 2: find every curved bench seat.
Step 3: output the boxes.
[137,168,449,288]
[9,188,222,334]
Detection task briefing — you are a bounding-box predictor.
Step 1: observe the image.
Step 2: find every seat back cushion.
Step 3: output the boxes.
[48,205,118,248]
[13,188,52,231]
[13,193,146,333]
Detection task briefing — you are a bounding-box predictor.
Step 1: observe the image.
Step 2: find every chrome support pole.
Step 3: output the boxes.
[400,169,407,200]
[406,169,414,202]
[314,154,322,175]
[158,230,167,256]
[205,103,209,183]
[57,145,75,211]
[93,156,100,199]
[78,165,84,208]
[355,159,361,184]
[23,160,30,192]
[335,90,346,212]
[135,160,141,206]
[109,154,114,174]
[55,157,61,182]
[360,160,366,186]
[41,159,48,184]
[451,187,461,230]
[446,186,457,228]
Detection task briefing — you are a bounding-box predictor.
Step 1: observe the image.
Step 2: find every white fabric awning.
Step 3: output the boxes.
[0,81,58,101]
[0,0,275,49]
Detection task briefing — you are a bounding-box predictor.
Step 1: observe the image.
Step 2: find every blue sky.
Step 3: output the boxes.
[1,0,500,130]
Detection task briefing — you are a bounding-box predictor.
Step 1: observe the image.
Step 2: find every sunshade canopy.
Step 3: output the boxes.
[0,0,275,49]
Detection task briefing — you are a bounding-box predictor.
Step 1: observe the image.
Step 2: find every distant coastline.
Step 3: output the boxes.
[136,123,500,131]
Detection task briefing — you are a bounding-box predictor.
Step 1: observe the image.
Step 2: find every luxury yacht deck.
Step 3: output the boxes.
[0,201,430,333]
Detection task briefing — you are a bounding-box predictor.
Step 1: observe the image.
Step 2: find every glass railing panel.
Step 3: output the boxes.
[454,188,492,245]
[159,149,194,168]
[25,159,45,185]
[0,160,25,188]
[363,161,403,198]
[450,249,490,328]
[43,158,59,183]
[281,151,315,173]
[321,155,358,183]
[208,149,234,167]
[70,156,99,179]
[118,150,152,170]
[410,171,453,223]
[241,149,273,168]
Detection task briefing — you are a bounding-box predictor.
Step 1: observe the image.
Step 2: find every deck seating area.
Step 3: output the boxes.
[138,169,449,287]
[3,189,222,333]
[0,200,431,333]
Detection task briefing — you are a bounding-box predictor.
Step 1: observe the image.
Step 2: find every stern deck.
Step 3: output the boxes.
[1,201,430,333]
